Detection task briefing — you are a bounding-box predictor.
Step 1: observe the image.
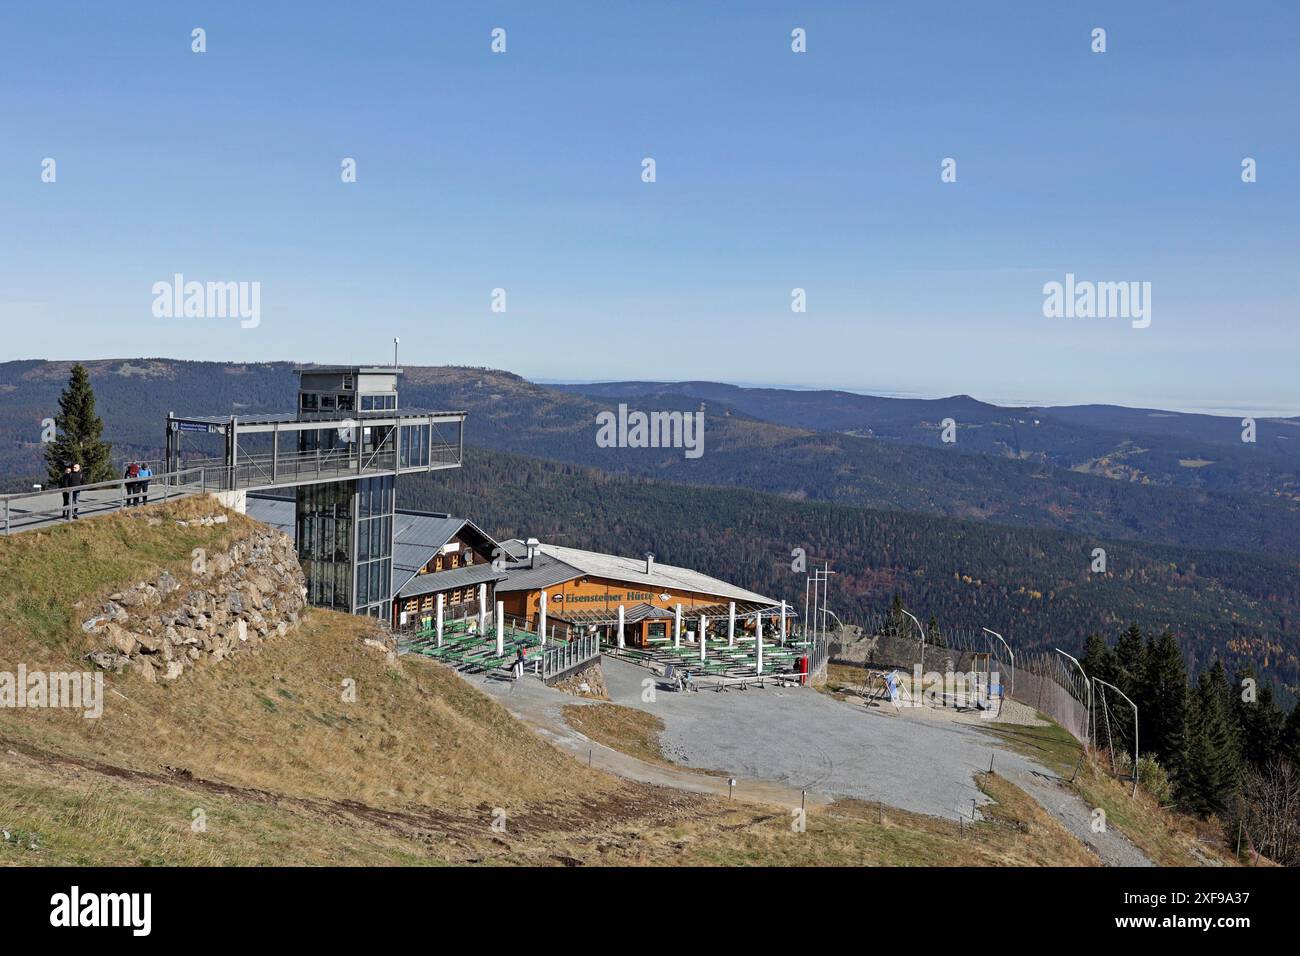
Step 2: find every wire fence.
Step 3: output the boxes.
[831,620,1091,744]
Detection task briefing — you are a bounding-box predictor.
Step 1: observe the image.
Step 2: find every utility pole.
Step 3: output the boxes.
[803,575,810,643]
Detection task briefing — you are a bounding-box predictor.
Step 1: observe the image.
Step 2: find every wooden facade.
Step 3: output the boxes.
[392,528,498,629]
[500,575,770,648]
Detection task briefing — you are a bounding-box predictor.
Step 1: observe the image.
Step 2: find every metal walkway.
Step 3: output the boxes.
[1,467,210,535]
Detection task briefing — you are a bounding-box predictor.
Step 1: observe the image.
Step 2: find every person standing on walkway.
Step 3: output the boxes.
[59,464,73,519]
[138,463,152,506]
[62,462,84,519]
[124,462,140,506]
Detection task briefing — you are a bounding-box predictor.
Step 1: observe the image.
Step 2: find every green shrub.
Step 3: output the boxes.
[1137,755,1173,804]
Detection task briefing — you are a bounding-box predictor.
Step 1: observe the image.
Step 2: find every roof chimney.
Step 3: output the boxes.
[526,537,541,569]
[645,552,655,575]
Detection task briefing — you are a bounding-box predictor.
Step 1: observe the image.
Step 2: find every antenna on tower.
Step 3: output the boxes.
[393,337,400,367]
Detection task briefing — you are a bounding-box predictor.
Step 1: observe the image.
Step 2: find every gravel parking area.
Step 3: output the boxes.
[466,656,1153,865]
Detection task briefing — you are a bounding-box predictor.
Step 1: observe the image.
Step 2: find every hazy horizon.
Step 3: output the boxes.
[5,352,1296,420]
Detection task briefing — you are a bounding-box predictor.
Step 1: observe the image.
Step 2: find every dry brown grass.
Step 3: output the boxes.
[680,772,1100,867]
[1072,761,1239,867]
[562,702,672,767]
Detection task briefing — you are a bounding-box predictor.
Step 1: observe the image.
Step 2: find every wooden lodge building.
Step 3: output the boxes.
[493,540,786,646]
[245,496,788,644]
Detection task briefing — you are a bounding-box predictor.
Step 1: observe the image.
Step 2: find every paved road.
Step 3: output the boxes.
[465,656,1154,866]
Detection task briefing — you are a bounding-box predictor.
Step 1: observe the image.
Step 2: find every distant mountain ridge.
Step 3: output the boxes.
[553,380,1300,498]
[1,360,1296,561]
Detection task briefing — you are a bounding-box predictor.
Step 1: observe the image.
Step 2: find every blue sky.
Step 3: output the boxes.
[1,1,1297,414]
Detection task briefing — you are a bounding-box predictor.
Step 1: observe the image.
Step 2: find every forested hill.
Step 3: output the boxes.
[554,380,1300,499]
[4,360,1296,561]
[402,447,1300,700]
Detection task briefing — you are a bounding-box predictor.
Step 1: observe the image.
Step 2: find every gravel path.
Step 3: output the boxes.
[466,656,1153,866]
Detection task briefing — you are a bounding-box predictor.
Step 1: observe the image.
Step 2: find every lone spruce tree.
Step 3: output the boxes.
[45,363,114,484]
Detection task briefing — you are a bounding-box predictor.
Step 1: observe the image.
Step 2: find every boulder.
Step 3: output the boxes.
[132,656,157,683]
[106,623,138,656]
[134,629,162,653]
[86,650,131,673]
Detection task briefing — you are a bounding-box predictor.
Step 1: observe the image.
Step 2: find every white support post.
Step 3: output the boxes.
[539,591,548,646]
[700,615,708,664]
[495,601,505,657]
[436,593,444,648]
[755,613,764,674]
[780,601,787,645]
[674,604,682,649]
[478,583,488,636]
[617,604,626,649]
[728,601,736,647]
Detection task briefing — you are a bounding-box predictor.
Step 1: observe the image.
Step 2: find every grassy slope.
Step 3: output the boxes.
[0,499,1123,866]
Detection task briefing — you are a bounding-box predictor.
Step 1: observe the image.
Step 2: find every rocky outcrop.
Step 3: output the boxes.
[551,660,609,700]
[81,525,307,683]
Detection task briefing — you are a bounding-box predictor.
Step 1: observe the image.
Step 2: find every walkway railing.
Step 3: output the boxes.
[1,466,213,535]
[540,633,602,682]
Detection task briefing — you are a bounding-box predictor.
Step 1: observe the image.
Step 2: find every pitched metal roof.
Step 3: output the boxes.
[391,512,471,579]
[397,562,507,599]
[492,550,584,592]
[521,542,776,604]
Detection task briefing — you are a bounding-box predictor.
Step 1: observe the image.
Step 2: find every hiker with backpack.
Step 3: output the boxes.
[124,462,141,506]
